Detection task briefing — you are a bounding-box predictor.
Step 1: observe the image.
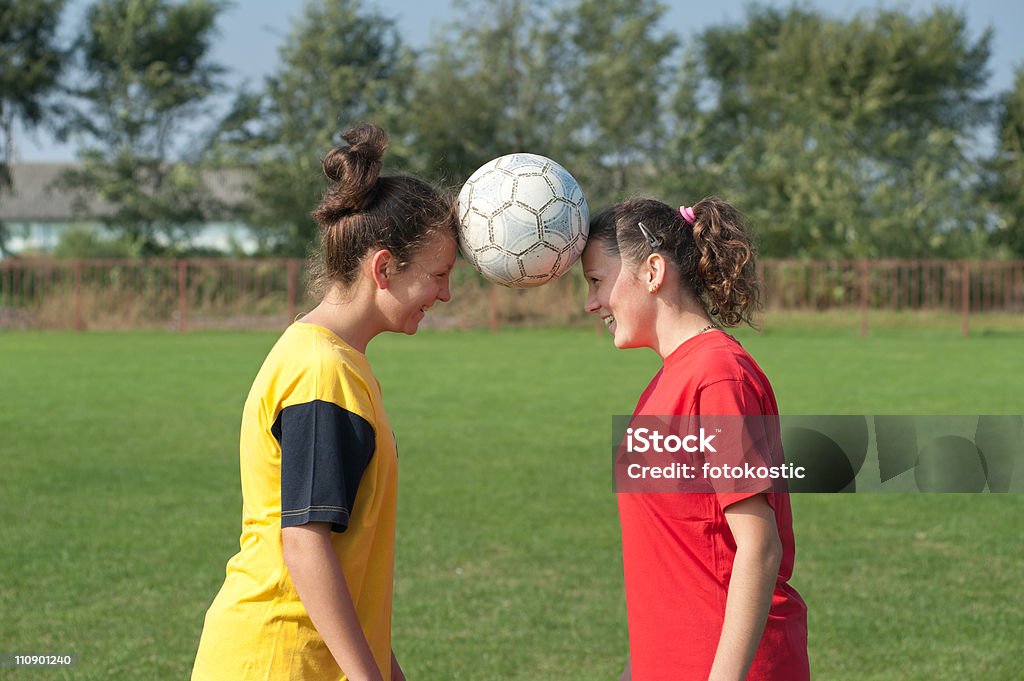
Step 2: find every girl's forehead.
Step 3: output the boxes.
[582,241,620,269]
[417,233,457,264]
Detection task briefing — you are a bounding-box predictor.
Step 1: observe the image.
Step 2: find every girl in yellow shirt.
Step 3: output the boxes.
[192,122,457,681]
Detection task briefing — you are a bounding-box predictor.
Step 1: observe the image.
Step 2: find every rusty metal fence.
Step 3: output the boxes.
[760,259,1024,335]
[1,258,1022,334]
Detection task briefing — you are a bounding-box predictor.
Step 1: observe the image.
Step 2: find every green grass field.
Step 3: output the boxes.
[1,326,1022,680]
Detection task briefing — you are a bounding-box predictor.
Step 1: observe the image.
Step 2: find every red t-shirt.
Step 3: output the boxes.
[620,331,809,681]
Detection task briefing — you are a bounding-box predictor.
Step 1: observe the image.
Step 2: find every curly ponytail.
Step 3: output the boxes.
[588,196,761,327]
[687,197,760,327]
[309,122,457,298]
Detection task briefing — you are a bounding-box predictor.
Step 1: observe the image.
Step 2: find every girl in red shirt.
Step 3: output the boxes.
[581,197,809,681]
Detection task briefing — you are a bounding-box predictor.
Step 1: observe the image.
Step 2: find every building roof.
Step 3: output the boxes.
[0,162,250,222]
[1,163,96,221]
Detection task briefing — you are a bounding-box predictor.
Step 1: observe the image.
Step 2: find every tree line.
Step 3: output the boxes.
[1,0,1022,259]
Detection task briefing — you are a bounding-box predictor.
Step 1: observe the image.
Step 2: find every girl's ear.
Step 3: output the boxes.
[645,252,667,290]
[369,249,393,290]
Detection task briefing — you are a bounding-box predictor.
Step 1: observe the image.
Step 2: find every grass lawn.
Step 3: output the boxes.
[0,326,1021,680]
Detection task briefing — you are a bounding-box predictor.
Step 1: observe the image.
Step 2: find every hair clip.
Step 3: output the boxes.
[637,222,662,249]
[680,205,696,224]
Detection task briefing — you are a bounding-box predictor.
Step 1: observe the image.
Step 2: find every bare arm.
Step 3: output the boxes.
[391,649,406,681]
[282,523,385,681]
[708,495,783,681]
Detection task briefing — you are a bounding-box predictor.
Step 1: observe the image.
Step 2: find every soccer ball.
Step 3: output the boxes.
[457,153,589,288]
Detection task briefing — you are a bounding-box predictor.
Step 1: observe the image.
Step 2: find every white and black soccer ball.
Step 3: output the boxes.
[457,153,589,288]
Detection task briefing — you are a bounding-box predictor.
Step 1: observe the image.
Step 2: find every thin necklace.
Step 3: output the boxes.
[695,323,717,336]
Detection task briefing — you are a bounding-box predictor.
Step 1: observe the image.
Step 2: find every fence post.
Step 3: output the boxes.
[859,259,869,337]
[177,259,188,333]
[961,260,969,337]
[488,285,499,333]
[74,259,85,332]
[287,259,298,324]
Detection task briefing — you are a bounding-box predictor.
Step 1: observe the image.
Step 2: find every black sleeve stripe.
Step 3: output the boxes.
[281,505,350,517]
[280,506,351,528]
[273,399,376,533]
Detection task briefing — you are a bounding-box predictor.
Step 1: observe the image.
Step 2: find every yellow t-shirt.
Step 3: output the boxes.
[192,323,398,681]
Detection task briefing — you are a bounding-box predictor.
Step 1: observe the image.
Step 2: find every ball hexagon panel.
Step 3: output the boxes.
[471,169,515,219]
[539,199,576,251]
[497,154,544,174]
[545,164,574,197]
[475,246,526,285]
[519,242,562,282]
[512,173,557,214]
[459,206,499,253]
[491,204,544,255]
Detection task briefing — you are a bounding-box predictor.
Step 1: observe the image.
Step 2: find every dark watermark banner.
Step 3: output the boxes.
[611,415,1023,493]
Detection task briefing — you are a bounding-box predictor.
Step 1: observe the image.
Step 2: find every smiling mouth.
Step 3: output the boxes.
[602,314,615,328]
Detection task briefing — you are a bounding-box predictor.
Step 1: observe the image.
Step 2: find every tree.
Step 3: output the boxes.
[557,0,677,206]
[214,0,415,255]
[407,0,573,184]
[987,66,1024,256]
[663,5,993,258]
[59,0,226,254]
[0,0,67,254]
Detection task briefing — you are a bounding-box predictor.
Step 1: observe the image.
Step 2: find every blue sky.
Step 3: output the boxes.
[15,0,1024,161]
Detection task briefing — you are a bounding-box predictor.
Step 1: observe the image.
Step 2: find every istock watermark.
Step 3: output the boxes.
[611,415,1023,493]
